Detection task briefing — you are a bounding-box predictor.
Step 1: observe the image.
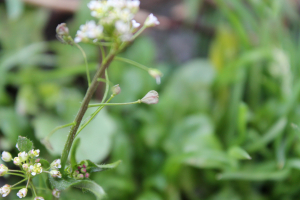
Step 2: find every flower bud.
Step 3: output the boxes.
[148,68,163,84]
[34,197,45,200]
[0,164,8,176]
[56,23,69,36]
[28,149,40,158]
[51,159,61,169]
[0,184,11,197]
[85,173,90,178]
[145,13,160,27]
[141,90,159,105]
[22,163,29,172]
[112,84,121,96]
[35,159,40,163]
[17,188,27,198]
[81,168,87,173]
[13,157,21,166]
[50,170,62,178]
[18,152,28,162]
[76,174,84,180]
[52,189,60,198]
[1,151,12,162]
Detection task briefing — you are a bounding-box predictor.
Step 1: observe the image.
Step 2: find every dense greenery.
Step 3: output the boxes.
[1,0,300,199]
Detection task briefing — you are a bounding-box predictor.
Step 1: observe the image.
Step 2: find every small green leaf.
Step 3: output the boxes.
[39,159,50,169]
[17,136,33,152]
[72,180,106,200]
[48,176,79,191]
[90,160,122,173]
[228,146,251,160]
[71,138,81,170]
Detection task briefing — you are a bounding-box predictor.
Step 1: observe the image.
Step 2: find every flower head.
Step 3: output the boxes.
[17,188,27,198]
[74,21,103,43]
[52,189,60,198]
[13,157,21,166]
[28,149,40,158]
[56,23,69,36]
[0,184,11,197]
[29,163,43,176]
[18,152,28,162]
[0,164,8,176]
[141,90,159,104]
[1,151,12,162]
[145,13,160,27]
[50,170,62,178]
[50,159,61,170]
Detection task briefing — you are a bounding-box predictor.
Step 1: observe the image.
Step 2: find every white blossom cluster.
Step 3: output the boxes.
[74,0,159,43]
[0,144,62,199]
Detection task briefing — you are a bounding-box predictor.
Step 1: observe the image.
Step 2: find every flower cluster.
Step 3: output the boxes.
[0,144,62,198]
[74,0,159,43]
[73,163,90,180]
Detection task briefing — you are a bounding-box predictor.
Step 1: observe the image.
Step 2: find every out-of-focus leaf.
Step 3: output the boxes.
[136,191,163,200]
[49,176,79,191]
[17,136,33,152]
[16,85,39,116]
[39,159,50,169]
[228,146,251,160]
[72,180,106,200]
[5,0,24,20]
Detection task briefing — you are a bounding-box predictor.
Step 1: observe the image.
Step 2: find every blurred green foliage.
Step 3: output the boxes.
[1,0,300,199]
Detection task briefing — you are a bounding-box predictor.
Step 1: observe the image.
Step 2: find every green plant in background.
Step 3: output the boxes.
[0,0,161,199]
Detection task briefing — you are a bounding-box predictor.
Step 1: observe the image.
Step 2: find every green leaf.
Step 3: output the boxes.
[228,146,251,160]
[72,180,106,200]
[39,159,50,169]
[90,160,122,173]
[17,136,33,152]
[71,138,81,170]
[48,177,79,191]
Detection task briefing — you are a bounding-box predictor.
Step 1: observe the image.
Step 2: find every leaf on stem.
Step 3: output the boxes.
[17,136,33,152]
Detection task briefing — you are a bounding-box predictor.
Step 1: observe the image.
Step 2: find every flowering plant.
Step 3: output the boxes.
[0,0,160,199]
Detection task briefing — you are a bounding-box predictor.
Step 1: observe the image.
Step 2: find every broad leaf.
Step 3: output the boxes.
[72,180,106,200]
[17,136,33,152]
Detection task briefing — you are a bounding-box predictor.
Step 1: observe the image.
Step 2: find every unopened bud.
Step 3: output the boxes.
[85,173,90,178]
[34,196,45,200]
[76,174,84,180]
[56,23,69,36]
[141,90,159,105]
[112,84,121,96]
[52,189,60,198]
[0,164,8,176]
[148,68,163,84]
[81,168,87,173]
[1,151,12,162]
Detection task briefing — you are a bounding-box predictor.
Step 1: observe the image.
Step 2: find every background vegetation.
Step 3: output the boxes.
[1,0,300,199]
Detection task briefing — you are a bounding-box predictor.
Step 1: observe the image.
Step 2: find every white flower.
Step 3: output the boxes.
[28,149,40,158]
[18,152,28,162]
[17,188,27,198]
[51,159,61,169]
[0,164,8,176]
[52,189,60,198]
[13,157,21,166]
[34,197,45,200]
[145,13,160,27]
[0,184,11,197]
[50,170,62,178]
[29,163,42,176]
[74,21,103,43]
[115,20,132,41]
[141,90,159,104]
[1,151,12,162]
[131,20,140,28]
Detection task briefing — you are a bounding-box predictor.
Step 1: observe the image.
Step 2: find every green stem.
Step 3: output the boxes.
[89,100,141,107]
[115,57,149,71]
[131,25,147,41]
[75,43,91,86]
[11,179,27,188]
[101,70,109,103]
[7,172,26,177]
[75,95,115,137]
[44,122,75,141]
[30,182,37,197]
[9,169,25,173]
[60,51,117,174]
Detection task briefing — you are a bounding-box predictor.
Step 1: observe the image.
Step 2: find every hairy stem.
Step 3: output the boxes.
[60,52,116,174]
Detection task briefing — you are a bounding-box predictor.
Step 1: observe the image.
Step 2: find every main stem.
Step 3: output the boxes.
[60,53,115,174]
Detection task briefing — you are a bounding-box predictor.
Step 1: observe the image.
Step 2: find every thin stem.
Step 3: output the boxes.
[45,122,75,141]
[26,177,30,188]
[75,43,91,86]
[9,169,25,173]
[11,179,28,188]
[7,172,26,177]
[101,69,110,103]
[75,95,115,137]
[60,51,117,174]
[89,100,141,107]
[30,182,37,197]
[99,44,106,62]
[131,25,147,41]
[115,57,149,71]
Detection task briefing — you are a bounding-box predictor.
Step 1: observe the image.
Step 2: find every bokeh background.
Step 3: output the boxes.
[1,0,300,199]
